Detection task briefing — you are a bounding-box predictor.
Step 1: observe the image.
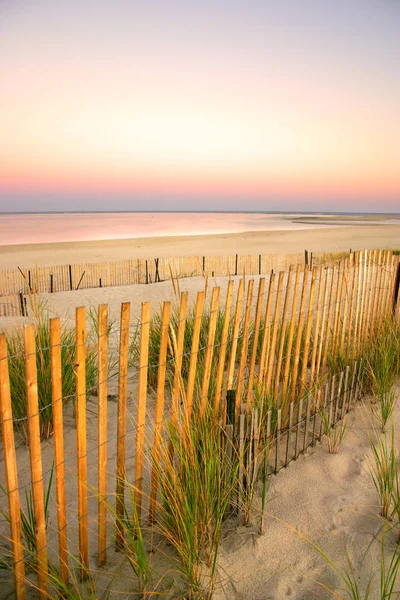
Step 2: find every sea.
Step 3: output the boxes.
[0,212,398,246]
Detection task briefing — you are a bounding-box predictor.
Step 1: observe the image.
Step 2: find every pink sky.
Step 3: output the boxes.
[0,0,399,212]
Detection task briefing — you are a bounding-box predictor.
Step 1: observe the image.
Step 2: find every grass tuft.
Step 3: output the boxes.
[6,307,97,443]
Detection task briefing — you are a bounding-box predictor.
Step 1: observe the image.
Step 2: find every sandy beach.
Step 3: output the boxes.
[0,221,399,270]
[0,217,400,598]
[1,363,398,599]
[2,0,400,594]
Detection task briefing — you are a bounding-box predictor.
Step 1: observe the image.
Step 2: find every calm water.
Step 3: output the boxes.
[0,212,397,246]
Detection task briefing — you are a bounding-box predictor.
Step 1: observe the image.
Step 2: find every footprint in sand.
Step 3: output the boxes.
[328,522,339,535]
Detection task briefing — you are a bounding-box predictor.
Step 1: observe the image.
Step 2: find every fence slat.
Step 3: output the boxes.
[309,267,324,384]
[281,266,301,400]
[300,266,318,391]
[97,305,108,566]
[265,272,284,394]
[273,267,294,398]
[199,287,220,416]
[0,334,26,600]
[134,302,151,520]
[258,273,276,384]
[214,280,233,415]
[341,366,350,419]
[274,408,282,473]
[295,398,303,459]
[290,269,309,402]
[185,291,205,421]
[332,261,344,350]
[322,265,337,371]
[149,301,171,522]
[116,302,131,549]
[235,279,254,417]
[25,324,49,596]
[285,402,294,466]
[227,278,244,390]
[50,318,68,583]
[170,292,189,427]
[75,307,89,578]
[246,278,265,411]
[339,260,350,353]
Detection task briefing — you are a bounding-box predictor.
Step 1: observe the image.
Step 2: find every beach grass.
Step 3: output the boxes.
[368,425,398,521]
[6,312,97,442]
[153,407,239,598]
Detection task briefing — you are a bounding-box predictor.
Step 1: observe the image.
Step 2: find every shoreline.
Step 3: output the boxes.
[1,224,400,269]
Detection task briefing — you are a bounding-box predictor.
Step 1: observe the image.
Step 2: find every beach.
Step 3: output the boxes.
[0,218,399,270]
[0,216,400,598]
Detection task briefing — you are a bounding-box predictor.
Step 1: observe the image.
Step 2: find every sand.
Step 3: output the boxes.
[0,220,399,269]
[1,219,400,598]
[1,369,398,599]
[214,394,400,599]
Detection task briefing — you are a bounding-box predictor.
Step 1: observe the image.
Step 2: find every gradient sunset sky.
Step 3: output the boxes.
[1,0,399,213]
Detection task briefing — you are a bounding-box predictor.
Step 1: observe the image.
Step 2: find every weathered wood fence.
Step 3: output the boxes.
[0,250,354,316]
[0,249,399,597]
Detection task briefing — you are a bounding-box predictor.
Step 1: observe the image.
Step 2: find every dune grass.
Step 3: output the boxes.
[368,426,398,521]
[153,408,239,599]
[361,319,400,432]
[6,308,98,443]
[130,302,231,398]
[319,404,347,454]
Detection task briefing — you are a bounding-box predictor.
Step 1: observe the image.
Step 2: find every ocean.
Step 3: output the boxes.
[0,212,398,246]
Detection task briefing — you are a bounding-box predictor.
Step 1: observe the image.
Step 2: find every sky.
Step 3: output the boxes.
[0,0,399,213]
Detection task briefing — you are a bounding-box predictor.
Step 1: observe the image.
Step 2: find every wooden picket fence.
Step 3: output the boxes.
[0,249,352,316]
[0,249,399,598]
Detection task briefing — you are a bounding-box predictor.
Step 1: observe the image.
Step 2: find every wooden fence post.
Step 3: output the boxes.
[200,287,220,416]
[0,334,26,600]
[50,318,68,583]
[24,324,49,597]
[309,266,325,384]
[290,269,309,402]
[18,292,24,317]
[321,265,337,371]
[116,302,131,549]
[186,291,205,421]
[97,305,108,566]
[235,279,254,417]
[245,278,265,412]
[300,266,318,391]
[170,292,189,428]
[134,302,151,520]
[273,267,294,399]
[149,301,171,522]
[76,271,86,291]
[258,273,276,385]
[75,307,89,579]
[392,260,400,315]
[281,265,302,400]
[214,280,233,415]
[227,278,244,390]
[265,272,284,395]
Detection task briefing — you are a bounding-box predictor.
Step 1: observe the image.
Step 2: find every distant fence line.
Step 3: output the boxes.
[0,249,366,317]
[0,248,400,597]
